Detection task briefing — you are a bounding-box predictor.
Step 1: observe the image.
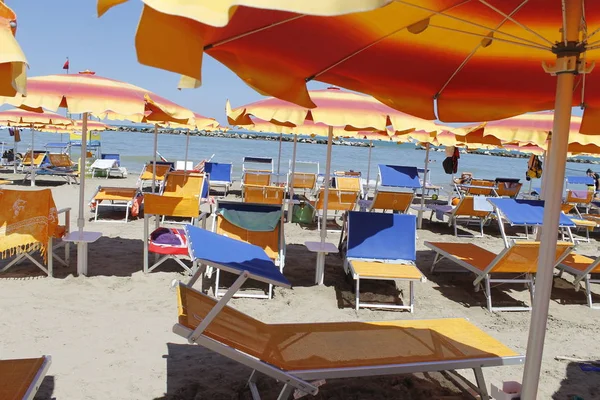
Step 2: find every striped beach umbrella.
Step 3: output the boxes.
[0,1,26,96]
[99,1,600,396]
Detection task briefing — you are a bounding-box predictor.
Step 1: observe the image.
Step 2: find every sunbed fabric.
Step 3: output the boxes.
[350,261,422,279]
[140,163,173,181]
[47,153,73,168]
[0,189,58,263]
[101,153,121,166]
[177,285,518,371]
[561,253,600,273]
[94,187,138,201]
[144,193,199,218]
[488,198,575,227]
[370,191,413,212]
[0,357,45,400]
[186,224,288,286]
[378,165,421,188]
[347,212,415,262]
[290,172,316,189]
[243,185,285,205]
[566,176,594,185]
[220,209,281,232]
[204,162,232,182]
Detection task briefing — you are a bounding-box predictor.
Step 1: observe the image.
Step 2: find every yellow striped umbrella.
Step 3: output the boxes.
[0,1,26,96]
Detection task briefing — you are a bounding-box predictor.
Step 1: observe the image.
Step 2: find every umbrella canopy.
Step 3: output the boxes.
[0,108,72,127]
[0,72,195,123]
[0,1,26,96]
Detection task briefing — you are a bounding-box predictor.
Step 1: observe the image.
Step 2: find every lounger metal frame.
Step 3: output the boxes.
[558,257,600,309]
[426,241,573,312]
[1,208,71,277]
[173,272,523,400]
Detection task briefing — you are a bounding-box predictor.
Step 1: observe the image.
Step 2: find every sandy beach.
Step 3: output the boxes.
[1,173,599,400]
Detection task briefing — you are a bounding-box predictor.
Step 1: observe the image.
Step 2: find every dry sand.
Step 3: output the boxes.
[0,172,599,399]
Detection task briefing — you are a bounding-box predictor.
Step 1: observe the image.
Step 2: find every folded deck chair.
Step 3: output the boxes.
[137,161,174,191]
[343,212,425,311]
[243,184,286,205]
[204,162,233,195]
[428,196,492,237]
[90,186,143,223]
[488,198,577,246]
[142,188,209,274]
[174,228,524,400]
[558,253,600,309]
[425,241,573,312]
[212,201,285,299]
[313,188,358,231]
[369,165,421,213]
[495,178,522,198]
[0,356,51,400]
[33,153,78,185]
[0,189,70,277]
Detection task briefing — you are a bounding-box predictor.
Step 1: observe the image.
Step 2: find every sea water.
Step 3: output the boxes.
[6,129,595,188]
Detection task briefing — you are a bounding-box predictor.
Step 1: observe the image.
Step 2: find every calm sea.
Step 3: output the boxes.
[3,128,595,188]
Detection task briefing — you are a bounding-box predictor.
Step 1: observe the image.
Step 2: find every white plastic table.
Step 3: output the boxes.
[305,241,339,284]
[63,231,102,276]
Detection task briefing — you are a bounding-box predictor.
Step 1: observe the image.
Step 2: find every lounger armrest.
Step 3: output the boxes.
[57,207,71,233]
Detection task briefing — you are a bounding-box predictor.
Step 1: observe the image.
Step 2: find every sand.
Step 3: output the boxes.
[0,172,599,400]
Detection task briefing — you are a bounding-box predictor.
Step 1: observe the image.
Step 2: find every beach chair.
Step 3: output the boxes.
[495,178,522,198]
[175,225,524,400]
[204,162,233,195]
[89,186,143,222]
[565,189,595,213]
[137,161,174,191]
[343,212,425,311]
[425,240,573,312]
[242,156,273,189]
[369,165,421,213]
[313,188,358,231]
[0,189,70,277]
[288,160,319,196]
[90,154,127,178]
[334,175,363,199]
[0,355,51,400]
[32,153,79,185]
[456,179,497,197]
[417,167,441,198]
[488,198,579,246]
[428,196,492,237]
[20,150,48,169]
[158,171,210,223]
[558,253,600,309]
[243,184,286,205]
[212,201,284,299]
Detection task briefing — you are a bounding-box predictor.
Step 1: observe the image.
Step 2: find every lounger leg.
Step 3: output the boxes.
[95,202,99,222]
[143,214,149,273]
[485,276,493,312]
[430,253,441,273]
[453,219,458,237]
[355,276,360,311]
[48,237,53,277]
[65,241,70,265]
[277,384,295,400]
[586,276,594,308]
[215,269,222,298]
[2,254,26,271]
[472,368,490,400]
[125,204,130,223]
[409,280,415,313]
[247,370,262,400]
[479,219,484,237]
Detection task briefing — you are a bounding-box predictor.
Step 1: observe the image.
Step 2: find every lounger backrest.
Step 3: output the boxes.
[243,184,285,205]
[495,182,522,198]
[243,170,271,186]
[566,176,594,185]
[489,241,572,274]
[378,165,421,188]
[347,211,416,261]
[453,196,490,218]
[290,172,317,189]
[465,179,495,196]
[140,163,173,181]
[144,193,200,218]
[315,188,357,211]
[22,151,47,166]
[335,177,361,192]
[0,357,48,400]
[47,153,73,168]
[561,253,600,275]
[566,189,594,204]
[162,172,207,199]
[101,153,121,166]
[205,162,232,183]
[370,190,414,212]
[215,202,281,260]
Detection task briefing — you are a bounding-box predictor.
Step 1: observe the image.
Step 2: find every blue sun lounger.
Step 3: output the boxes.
[488,198,576,247]
[204,162,233,195]
[175,225,523,400]
[343,211,425,311]
[368,165,422,213]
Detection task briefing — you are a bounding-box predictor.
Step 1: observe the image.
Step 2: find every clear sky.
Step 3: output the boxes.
[8,0,327,125]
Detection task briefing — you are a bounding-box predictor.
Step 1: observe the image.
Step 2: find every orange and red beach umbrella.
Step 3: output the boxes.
[0,1,26,96]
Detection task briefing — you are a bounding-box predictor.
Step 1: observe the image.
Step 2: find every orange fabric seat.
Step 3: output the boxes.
[243,184,286,205]
[0,357,49,400]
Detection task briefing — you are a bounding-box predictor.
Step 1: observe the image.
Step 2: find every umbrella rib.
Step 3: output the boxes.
[478,0,555,46]
[429,24,549,50]
[205,15,305,49]
[395,0,551,48]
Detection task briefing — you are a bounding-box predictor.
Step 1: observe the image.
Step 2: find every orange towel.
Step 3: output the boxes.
[0,189,58,263]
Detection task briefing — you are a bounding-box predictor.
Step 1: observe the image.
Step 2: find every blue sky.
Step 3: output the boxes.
[8,0,327,125]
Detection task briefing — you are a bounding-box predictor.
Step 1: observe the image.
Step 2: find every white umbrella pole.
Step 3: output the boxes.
[521,30,579,400]
[277,132,283,180]
[184,129,190,173]
[418,143,431,229]
[152,124,158,193]
[30,125,35,187]
[365,141,372,196]
[78,113,89,233]
[13,128,17,173]
[316,126,334,285]
[288,135,298,221]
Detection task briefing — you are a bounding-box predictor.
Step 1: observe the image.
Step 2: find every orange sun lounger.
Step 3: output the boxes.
[428,196,492,237]
[425,241,573,312]
[559,253,600,309]
[243,184,286,205]
[0,356,51,400]
[90,186,143,223]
